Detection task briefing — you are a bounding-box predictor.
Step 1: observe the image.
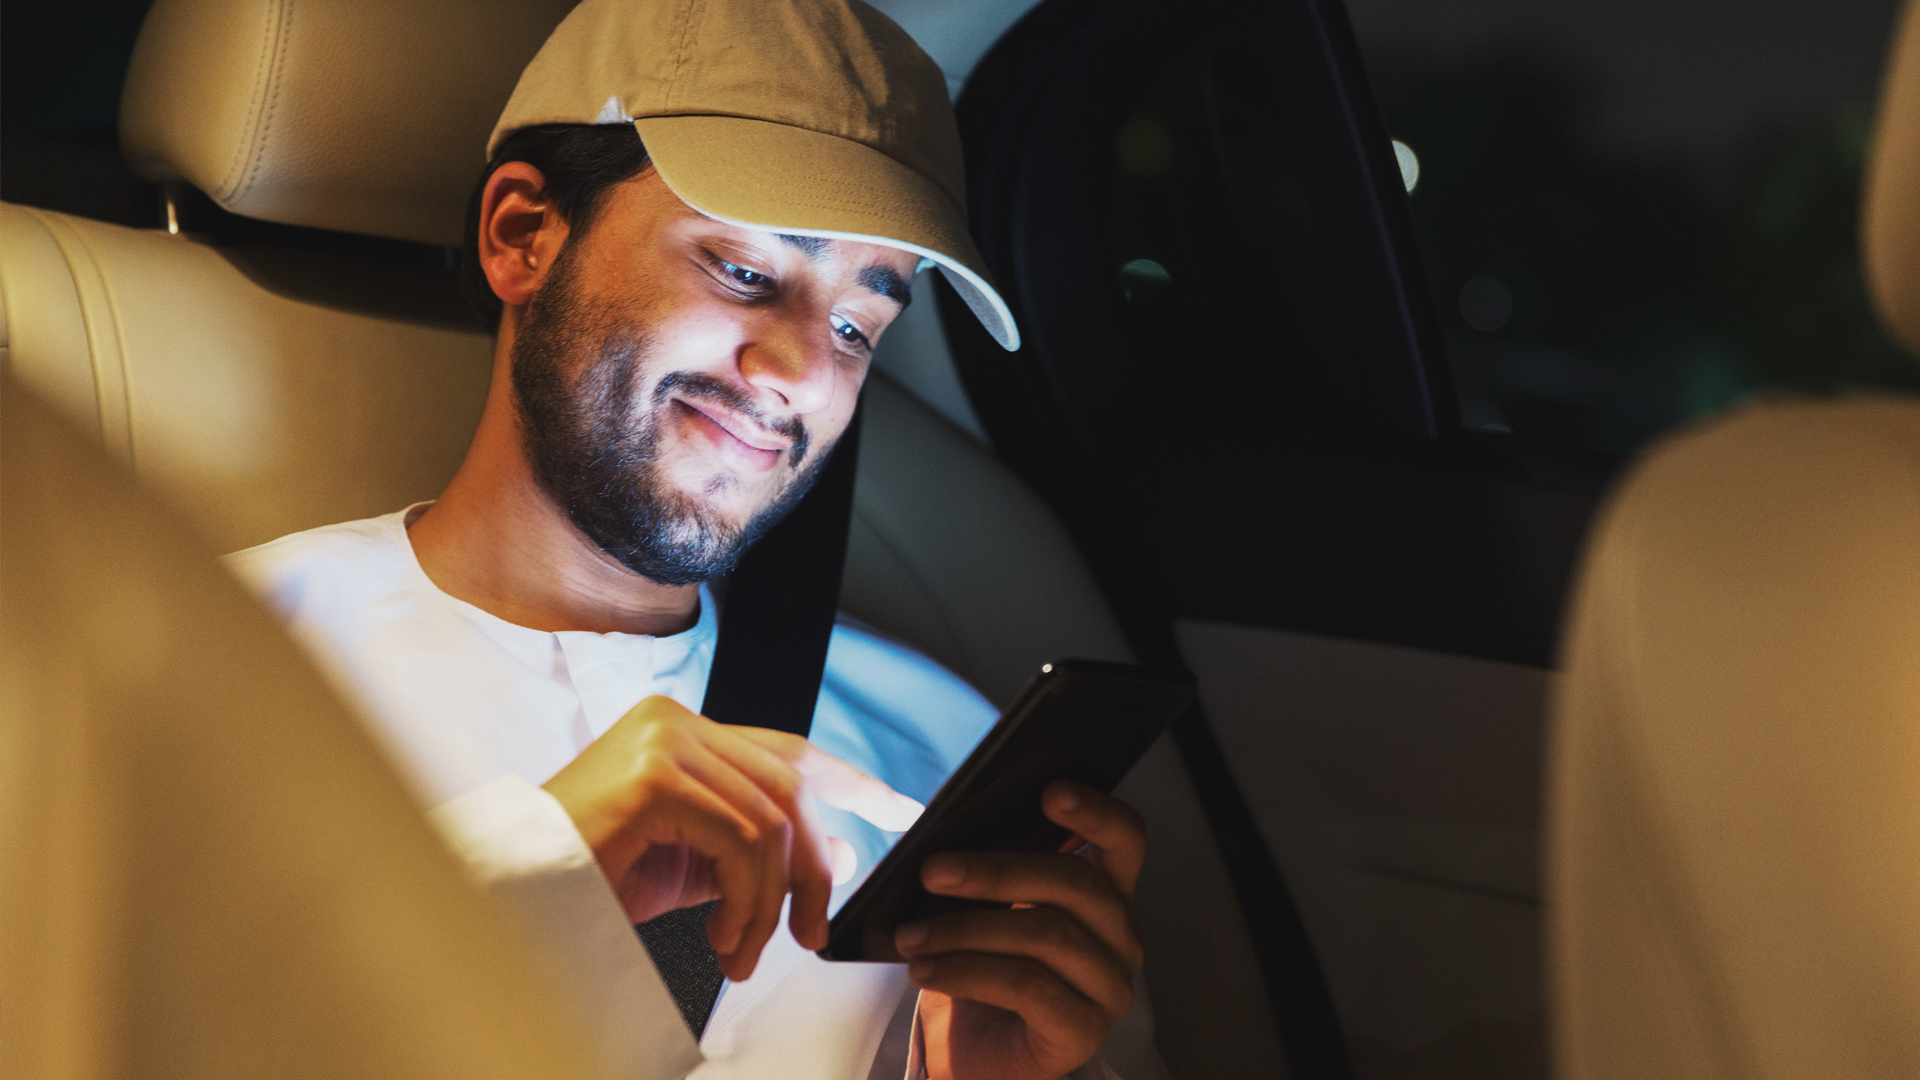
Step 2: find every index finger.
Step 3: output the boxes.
[733,728,924,832]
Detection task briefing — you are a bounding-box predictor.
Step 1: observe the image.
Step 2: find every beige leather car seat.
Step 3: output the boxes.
[1545,4,1920,1077]
[0,0,1283,1075]
[1,377,610,1080]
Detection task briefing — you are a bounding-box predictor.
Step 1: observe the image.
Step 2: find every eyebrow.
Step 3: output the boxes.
[777,233,831,258]
[775,233,912,307]
[857,264,913,307]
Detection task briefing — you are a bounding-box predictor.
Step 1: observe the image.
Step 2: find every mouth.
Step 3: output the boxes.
[672,396,793,474]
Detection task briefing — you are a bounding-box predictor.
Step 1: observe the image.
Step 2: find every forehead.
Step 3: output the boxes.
[606,169,920,276]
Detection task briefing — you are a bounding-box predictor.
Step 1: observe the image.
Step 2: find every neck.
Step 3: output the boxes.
[407,330,701,637]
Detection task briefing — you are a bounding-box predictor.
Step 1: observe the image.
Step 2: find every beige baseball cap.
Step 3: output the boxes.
[489,0,1019,351]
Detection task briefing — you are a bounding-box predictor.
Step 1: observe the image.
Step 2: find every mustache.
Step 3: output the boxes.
[651,370,811,468]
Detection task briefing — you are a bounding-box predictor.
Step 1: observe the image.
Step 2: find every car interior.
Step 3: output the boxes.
[3,0,1917,1078]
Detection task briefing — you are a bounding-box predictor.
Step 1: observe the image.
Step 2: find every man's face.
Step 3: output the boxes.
[509,168,919,585]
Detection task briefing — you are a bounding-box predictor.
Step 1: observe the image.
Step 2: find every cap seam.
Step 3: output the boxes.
[665,0,704,111]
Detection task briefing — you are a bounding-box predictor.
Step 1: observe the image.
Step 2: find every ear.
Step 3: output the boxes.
[478,162,571,309]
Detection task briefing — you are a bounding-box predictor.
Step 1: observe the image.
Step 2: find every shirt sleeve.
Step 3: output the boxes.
[429,774,704,1080]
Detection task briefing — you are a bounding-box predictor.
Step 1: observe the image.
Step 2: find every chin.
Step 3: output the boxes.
[665,474,768,531]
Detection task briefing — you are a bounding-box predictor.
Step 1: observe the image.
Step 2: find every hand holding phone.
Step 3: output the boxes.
[827,659,1191,1080]
[819,659,1194,962]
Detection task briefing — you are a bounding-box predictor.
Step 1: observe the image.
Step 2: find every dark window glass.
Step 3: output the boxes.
[1107,37,1359,438]
[1348,0,1918,454]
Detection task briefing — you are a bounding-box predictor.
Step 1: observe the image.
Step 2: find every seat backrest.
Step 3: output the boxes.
[0,0,1290,1075]
[1,375,612,1080]
[1866,0,1920,353]
[1547,400,1920,1080]
[1548,5,1920,1075]
[0,201,493,551]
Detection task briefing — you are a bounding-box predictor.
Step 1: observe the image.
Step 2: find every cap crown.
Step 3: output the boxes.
[490,0,964,214]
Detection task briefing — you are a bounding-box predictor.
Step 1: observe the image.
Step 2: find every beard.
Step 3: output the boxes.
[509,245,829,586]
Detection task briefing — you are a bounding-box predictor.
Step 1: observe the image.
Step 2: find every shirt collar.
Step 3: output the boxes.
[384,502,719,735]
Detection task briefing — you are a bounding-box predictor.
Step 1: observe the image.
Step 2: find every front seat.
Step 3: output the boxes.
[1545,2,1920,1076]
[0,0,1285,1075]
[0,377,612,1079]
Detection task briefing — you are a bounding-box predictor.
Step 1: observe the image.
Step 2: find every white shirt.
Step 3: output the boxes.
[227,505,1156,1080]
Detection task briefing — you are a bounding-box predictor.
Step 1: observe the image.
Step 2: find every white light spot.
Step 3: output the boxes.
[1119,258,1173,300]
[1392,140,1420,193]
[594,95,630,124]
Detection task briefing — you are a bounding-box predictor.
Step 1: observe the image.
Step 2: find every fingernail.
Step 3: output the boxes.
[924,857,965,888]
[895,921,929,952]
[1055,787,1082,813]
[908,957,936,981]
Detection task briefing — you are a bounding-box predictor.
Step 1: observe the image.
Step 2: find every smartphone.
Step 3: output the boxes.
[818,658,1195,961]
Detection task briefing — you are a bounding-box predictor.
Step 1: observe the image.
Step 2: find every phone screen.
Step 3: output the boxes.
[818,659,1194,961]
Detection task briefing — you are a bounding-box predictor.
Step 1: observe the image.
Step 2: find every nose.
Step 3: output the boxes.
[736,314,838,416]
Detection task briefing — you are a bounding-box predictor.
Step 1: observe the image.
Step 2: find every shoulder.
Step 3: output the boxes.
[224,512,414,621]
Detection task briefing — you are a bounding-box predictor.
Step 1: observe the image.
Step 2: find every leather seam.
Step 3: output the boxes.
[19,208,133,464]
[60,218,142,473]
[235,0,295,205]
[220,0,281,197]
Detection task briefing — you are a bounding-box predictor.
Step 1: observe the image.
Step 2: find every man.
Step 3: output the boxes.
[227,2,1159,1079]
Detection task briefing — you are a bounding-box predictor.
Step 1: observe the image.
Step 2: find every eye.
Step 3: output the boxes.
[830,313,870,348]
[719,259,770,287]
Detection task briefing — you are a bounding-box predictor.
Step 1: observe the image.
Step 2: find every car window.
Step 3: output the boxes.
[1347,0,1918,454]
[1108,34,1359,433]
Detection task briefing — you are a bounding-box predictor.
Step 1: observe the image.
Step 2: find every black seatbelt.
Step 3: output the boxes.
[700,403,862,736]
[637,403,864,1038]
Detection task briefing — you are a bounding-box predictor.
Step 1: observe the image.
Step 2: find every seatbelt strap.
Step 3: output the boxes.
[699,402,863,735]
[638,402,864,1038]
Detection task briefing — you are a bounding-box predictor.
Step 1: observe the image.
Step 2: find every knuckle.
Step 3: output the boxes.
[1008,964,1042,998]
[1035,912,1080,951]
[631,762,678,801]
[1015,961,1054,999]
[768,769,802,805]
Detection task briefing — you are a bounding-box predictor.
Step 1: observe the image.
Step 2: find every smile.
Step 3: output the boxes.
[672,396,791,474]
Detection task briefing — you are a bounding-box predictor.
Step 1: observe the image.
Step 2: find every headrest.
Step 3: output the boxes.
[1865,0,1920,354]
[120,0,583,247]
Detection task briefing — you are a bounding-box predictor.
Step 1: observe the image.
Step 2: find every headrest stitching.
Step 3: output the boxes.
[237,0,297,205]
[219,0,284,196]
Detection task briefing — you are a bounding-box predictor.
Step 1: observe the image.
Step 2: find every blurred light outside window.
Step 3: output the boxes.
[1392,139,1420,192]
[1349,0,1917,455]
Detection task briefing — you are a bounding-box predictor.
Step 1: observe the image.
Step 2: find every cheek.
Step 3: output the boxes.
[645,297,751,365]
[825,357,871,425]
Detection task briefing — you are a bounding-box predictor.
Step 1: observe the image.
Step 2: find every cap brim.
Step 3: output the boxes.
[632,114,1018,351]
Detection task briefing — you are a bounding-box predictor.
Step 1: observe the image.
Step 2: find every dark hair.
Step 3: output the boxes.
[458,123,653,330]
